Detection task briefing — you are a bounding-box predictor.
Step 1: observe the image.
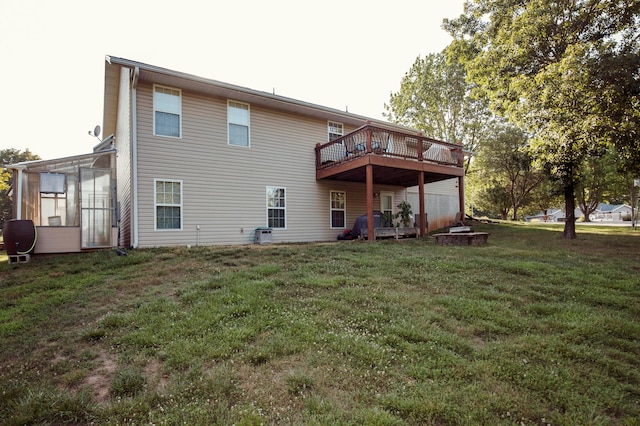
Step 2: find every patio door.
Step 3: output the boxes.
[80,168,113,248]
[381,192,394,226]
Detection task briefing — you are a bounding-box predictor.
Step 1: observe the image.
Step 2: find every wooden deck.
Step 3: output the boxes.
[315,123,466,241]
[316,124,465,187]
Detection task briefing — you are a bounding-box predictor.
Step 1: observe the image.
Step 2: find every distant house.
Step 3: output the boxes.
[525,203,635,223]
[6,55,467,252]
[525,209,564,222]
[525,208,583,222]
[591,203,633,221]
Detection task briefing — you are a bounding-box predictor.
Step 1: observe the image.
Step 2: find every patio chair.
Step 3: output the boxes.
[372,131,390,152]
[343,136,357,156]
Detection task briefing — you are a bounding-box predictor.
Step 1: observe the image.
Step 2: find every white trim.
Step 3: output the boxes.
[266,186,286,229]
[330,190,346,229]
[227,100,251,147]
[153,84,182,138]
[154,178,184,231]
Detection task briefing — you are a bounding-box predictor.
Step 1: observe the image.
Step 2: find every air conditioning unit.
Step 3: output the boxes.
[254,227,272,244]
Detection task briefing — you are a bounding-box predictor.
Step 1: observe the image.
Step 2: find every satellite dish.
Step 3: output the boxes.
[93,125,101,138]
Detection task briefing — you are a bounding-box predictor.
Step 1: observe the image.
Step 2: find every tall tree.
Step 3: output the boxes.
[1,148,40,228]
[575,150,622,221]
[468,124,545,220]
[525,177,564,220]
[445,0,640,238]
[384,47,495,171]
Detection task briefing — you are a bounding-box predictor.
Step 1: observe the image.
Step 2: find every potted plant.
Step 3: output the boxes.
[381,212,395,228]
[396,201,413,227]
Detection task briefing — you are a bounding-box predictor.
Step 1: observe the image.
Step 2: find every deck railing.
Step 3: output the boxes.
[315,124,464,170]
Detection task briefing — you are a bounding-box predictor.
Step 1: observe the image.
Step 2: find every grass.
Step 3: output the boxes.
[0,222,639,425]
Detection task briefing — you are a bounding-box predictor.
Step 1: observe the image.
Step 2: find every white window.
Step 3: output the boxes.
[266,186,286,229]
[155,179,182,230]
[154,86,181,137]
[330,190,346,228]
[328,121,344,141]
[228,100,250,147]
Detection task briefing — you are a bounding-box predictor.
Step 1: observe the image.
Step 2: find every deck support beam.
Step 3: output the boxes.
[366,164,374,241]
[418,172,426,237]
[457,143,465,219]
[458,175,465,219]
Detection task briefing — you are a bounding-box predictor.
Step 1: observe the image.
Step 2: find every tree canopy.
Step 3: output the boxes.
[468,124,546,220]
[1,148,40,228]
[445,0,640,238]
[384,47,495,171]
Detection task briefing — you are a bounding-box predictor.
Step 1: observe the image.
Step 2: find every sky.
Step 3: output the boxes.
[0,0,465,160]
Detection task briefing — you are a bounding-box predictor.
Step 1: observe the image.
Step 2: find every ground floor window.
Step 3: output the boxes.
[330,190,346,228]
[266,186,286,229]
[155,179,182,230]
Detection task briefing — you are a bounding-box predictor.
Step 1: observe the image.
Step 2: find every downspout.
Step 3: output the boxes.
[131,66,140,248]
[14,166,26,219]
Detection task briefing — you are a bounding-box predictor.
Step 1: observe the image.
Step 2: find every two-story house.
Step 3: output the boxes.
[104,55,466,248]
[6,55,466,253]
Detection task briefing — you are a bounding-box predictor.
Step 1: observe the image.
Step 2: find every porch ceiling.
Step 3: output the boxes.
[316,155,464,187]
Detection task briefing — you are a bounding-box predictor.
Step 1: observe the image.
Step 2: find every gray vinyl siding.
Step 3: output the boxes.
[408,179,459,231]
[133,83,404,246]
[113,67,133,247]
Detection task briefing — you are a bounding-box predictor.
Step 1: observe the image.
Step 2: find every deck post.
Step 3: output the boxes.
[366,164,374,241]
[458,176,465,219]
[315,143,321,169]
[365,120,372,153]
[418,171,426,237]
[457,141,465,216]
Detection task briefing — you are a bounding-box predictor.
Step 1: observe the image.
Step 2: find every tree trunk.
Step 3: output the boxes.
[562,183,577,239]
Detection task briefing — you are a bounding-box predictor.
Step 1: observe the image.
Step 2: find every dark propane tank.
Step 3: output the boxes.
[3,220,37,255]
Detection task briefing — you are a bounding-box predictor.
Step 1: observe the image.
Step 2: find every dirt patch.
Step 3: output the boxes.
[82,351,118,402]
[145,358,169,393]
[235,355,309,422]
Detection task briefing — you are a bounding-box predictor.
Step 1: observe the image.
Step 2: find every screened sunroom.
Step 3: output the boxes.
[8,150,117,253]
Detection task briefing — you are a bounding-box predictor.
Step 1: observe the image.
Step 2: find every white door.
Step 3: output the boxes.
[80,168,113,248]
[381,192,394,226]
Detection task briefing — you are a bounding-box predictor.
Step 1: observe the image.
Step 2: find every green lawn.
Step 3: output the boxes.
[1,223,639,425]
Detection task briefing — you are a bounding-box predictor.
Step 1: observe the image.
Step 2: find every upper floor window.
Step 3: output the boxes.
[228,100,250,147]
[328,121,343,141]
[155,179,182,230]
[266,186,286,229]
[154,86,181,138]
